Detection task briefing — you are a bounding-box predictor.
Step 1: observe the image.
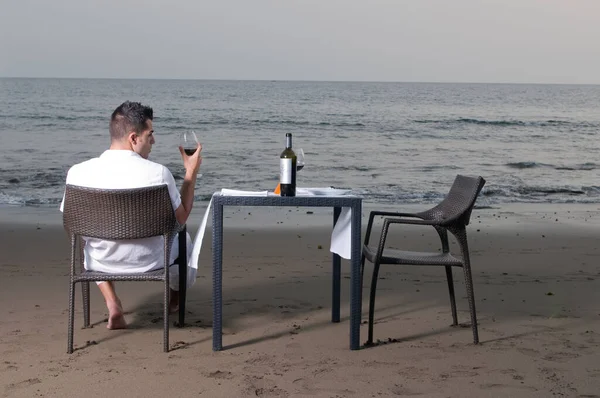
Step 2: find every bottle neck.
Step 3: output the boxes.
[286,134,292,149]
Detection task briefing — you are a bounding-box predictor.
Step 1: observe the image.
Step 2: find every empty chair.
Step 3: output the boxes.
[62,184,187,353]
[361,175,486,345]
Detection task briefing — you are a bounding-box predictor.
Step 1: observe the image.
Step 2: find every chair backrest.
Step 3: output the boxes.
[418,175,486,227]
[63,184,178,240]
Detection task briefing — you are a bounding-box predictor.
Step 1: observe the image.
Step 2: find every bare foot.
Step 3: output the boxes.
[169,290,179,314]
[106,300,127,330]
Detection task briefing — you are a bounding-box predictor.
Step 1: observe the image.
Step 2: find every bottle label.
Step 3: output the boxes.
[280,158,292,184]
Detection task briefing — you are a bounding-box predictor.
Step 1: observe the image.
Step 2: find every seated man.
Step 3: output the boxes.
[60,101,202,329]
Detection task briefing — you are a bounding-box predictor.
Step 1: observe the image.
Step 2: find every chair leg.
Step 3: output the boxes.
[444,266,458,326]
[82,282,90,328]
[462,262,479,344]
[68,281,75,354]
[164,279,170,353]
[367,261,382,345]
[456,232,479,344]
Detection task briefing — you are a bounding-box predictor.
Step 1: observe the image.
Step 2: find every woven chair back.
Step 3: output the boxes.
[63,184,177,240]
[418,175,486,227]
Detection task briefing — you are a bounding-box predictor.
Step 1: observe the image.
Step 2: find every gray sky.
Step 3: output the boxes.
[1,0,599,84]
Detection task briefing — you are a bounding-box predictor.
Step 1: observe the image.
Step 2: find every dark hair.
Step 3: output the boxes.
[109,101,153,141]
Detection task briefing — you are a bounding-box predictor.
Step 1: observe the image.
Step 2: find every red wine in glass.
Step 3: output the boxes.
[181,131,199,156]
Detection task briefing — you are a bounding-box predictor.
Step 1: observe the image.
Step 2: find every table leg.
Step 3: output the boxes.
[332,207,341,323]
[350,202,362,350]
[178,225,187,327]
[212,202,224,351]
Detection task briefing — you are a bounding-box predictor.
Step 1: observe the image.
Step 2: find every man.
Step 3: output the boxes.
[61,101,202,329]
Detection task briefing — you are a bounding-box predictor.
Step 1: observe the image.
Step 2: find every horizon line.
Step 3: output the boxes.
[0,76,598,86]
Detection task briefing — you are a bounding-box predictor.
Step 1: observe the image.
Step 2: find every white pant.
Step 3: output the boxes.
[95,232,194,291]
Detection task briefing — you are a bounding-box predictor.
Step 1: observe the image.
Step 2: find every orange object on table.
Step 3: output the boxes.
[274,183,281,194]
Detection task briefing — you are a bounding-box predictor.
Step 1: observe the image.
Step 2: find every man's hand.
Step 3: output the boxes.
[179,143,202,175]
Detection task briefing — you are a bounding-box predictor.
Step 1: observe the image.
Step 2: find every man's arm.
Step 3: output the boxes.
[175,143,202,225]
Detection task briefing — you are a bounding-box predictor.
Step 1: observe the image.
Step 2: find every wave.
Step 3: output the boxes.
[327,165,373,172]
[418,165,461,172]
[251,119,310,126]
[506,161,543,169]
[0,114,104,122]
[0,192,25,205]
[412,118,596,128]
[0,170,66,188]
[555,162,597,171]
[195,193,215,202]
[457,118,527,126]
[507,161,597,171]
[0,191,61,206]
[249,119,365,128]
[156,118,367,130]
[517,186,586,196]
[482,184,594,199]
[317,122,365,127]
[5,183,600,206]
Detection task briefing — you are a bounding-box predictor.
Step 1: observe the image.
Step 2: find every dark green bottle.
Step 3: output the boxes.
[279,133,297,196]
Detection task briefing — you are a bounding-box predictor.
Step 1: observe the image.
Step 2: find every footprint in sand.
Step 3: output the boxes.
[480,382,538,392]
[242,375,288,397]
[170,341,189,350]
[389,385,424,396]
[542,351,579,362]
[3,361,18,371]
[517,347,540,357]
[206,370,234,380]
[6,378,42,391]
[439,370,478,380]
[499,368,526,381]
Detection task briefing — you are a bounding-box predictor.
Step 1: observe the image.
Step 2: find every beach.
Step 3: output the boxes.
[1,203,599,397]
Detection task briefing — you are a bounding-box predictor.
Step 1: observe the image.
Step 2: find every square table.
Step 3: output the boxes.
[211,194,363,350]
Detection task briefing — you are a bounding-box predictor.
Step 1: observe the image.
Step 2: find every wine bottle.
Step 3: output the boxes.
[279,133,297,196]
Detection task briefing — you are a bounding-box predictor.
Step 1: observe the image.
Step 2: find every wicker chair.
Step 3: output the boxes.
[362,175,486,345]
[62,184,187,353]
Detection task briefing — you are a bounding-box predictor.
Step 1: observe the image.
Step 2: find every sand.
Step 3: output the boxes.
[1,203,599,397]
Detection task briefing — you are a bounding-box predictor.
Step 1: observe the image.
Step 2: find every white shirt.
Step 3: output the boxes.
[60,150,182,273]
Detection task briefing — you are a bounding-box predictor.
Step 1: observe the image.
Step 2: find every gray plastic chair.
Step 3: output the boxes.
[361,175,486,345]
[62,184,187,353]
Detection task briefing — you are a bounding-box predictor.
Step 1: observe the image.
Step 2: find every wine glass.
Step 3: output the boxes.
[180,131,202,176]
[180,131,199,156]
[296,148,305,172]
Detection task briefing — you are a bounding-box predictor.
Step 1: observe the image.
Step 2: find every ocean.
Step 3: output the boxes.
[1,78,599,207]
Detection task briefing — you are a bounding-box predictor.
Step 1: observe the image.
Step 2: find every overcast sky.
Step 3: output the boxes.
[1,0,599,84]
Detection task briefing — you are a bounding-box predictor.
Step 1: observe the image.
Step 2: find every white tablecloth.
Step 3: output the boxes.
[188,188,353,272]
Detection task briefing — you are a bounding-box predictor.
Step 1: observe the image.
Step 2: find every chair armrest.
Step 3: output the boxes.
[384,218,440,227]
[364,210,425,246]
[384,218,451,253]
[370,217,445,264]
[368,210,424,220]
